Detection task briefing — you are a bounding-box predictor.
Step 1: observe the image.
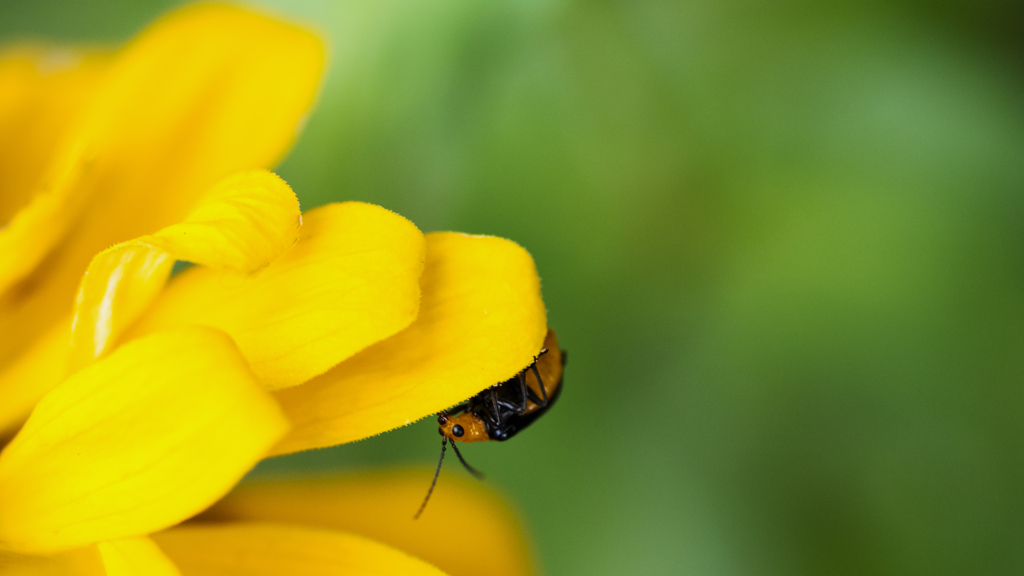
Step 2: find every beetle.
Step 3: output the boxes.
[414,328,566,518]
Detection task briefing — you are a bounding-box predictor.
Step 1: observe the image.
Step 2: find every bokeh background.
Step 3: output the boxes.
[4,1,1024,574]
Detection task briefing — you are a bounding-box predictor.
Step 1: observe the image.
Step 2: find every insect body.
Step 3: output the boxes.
[415,329,565,517]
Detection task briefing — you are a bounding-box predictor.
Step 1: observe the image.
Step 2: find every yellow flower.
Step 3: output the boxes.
[0,5,544,575]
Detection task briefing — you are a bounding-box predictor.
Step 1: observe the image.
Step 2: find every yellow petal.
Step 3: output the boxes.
[0,318,69,441]
[153,522,448,576]
[271,232,547,454]
[97,537,180,576]
[135,170,301,272]
[0,327,289,555]
[0,49,107,297]
[0,171,300,436]
[0,546,103,576]
[68,170,300,371]
[199,472,534,576]
[0,96,94,316]
[0,3,324,374]
[0,47,108,233]
[128,202,425,390]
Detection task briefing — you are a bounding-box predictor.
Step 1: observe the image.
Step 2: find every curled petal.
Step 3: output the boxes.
[0,3,324,376]
[97,537,180,576]
[153,522,448,576]
[137,170,301,272]
[129,202,426,390]
[272,232,547,453]
[68,170,300,371]
[1,171,300,434]
[0,327,289,555]
[201,472,535,576]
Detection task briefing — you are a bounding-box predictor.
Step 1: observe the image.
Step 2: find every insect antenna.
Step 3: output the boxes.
[450,440,485,479]
[414,436,447,519]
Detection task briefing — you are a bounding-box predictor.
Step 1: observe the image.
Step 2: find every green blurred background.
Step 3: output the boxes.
[5,1,1024,574]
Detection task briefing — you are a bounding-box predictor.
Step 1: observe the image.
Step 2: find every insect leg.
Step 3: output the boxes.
[530,363,548,406]
[515,372,529,413]
[489,388,504,426]
[525,385,545,406]
[494,398,523,411]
